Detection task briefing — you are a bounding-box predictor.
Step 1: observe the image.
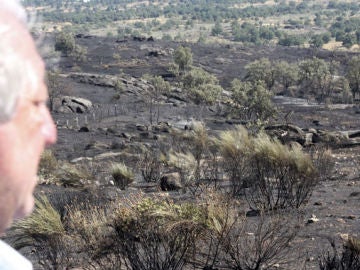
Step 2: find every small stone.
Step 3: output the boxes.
[136,124,148,131]
[121,132,131,139]
[349,191,360,197]
[336,218,346,224]
[314,201,322,206]
[79,126,90,132]
[339,233,349,240]
[307,214,319,224]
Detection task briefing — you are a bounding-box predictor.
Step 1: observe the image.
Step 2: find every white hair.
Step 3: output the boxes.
[0,0,31,123]
[0,0,27,25]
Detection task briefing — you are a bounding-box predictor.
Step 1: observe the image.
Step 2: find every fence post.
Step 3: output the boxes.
[75,116,79,129]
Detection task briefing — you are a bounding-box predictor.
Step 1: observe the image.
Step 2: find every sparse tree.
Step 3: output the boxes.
[46,71,72,112]
[173,45,193,73]
[244,58,276,90]
[273,60,299,94]
[182,67,223,106]
[310,34,325,48]
[230,79,275,122]
[298,57,335,102]
[54,31,75,56]
[143,74,171,125]
[346,56,360,99]
[71,44,87,62]
[211,20,223,36]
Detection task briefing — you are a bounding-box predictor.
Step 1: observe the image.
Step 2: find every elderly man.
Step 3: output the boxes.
[0,1,57,268]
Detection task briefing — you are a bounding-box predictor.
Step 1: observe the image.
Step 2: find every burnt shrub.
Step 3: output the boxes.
[138,148,163,183]
[109,196,206,270]
[319,237,360,270]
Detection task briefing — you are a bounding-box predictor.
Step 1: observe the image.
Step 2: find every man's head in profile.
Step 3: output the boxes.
[0,0,57,234]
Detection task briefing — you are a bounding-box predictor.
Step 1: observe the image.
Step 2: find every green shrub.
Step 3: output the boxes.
[54,31,75,56]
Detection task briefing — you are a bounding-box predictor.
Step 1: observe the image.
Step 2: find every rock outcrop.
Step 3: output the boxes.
[54,96,93,113]
[264,124,360,148]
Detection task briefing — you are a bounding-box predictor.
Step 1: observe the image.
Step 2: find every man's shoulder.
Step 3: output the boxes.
[0,240,32,270]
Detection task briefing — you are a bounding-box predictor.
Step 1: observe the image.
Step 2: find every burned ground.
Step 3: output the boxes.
[23,36,360,269]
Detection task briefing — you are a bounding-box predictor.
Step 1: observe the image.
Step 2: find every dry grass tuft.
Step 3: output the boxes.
[11,196,65,250]
[38,149,58,184]
[110,162,134,189]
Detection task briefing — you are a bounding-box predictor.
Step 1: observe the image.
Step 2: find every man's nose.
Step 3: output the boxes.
[42,108,57,146]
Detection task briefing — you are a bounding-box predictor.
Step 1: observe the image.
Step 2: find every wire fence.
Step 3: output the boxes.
[56,101,148,129]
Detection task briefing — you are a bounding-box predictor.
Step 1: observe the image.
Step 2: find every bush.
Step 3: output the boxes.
[217,125,253,196]
[109,196,205,270]
[182,67,223,105]
[65,202,120,268]
[218,126,319,210]
[188,190,300,270]
[247,132,318,210]
[110,162,134,189]
[11,196,69,268]
[38,149,58,183]
[173,45,193,73]
[55,162,94,188]
[308,145,335,181]
[167,122,220,194]
[71,44,87,62]
[138,148,162,183]
[319,237,360,270]
[230,79,275,122]
[168,150,197,186]
[220,212,299,270]
[12,196,65,247]
[54,31,75,56]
